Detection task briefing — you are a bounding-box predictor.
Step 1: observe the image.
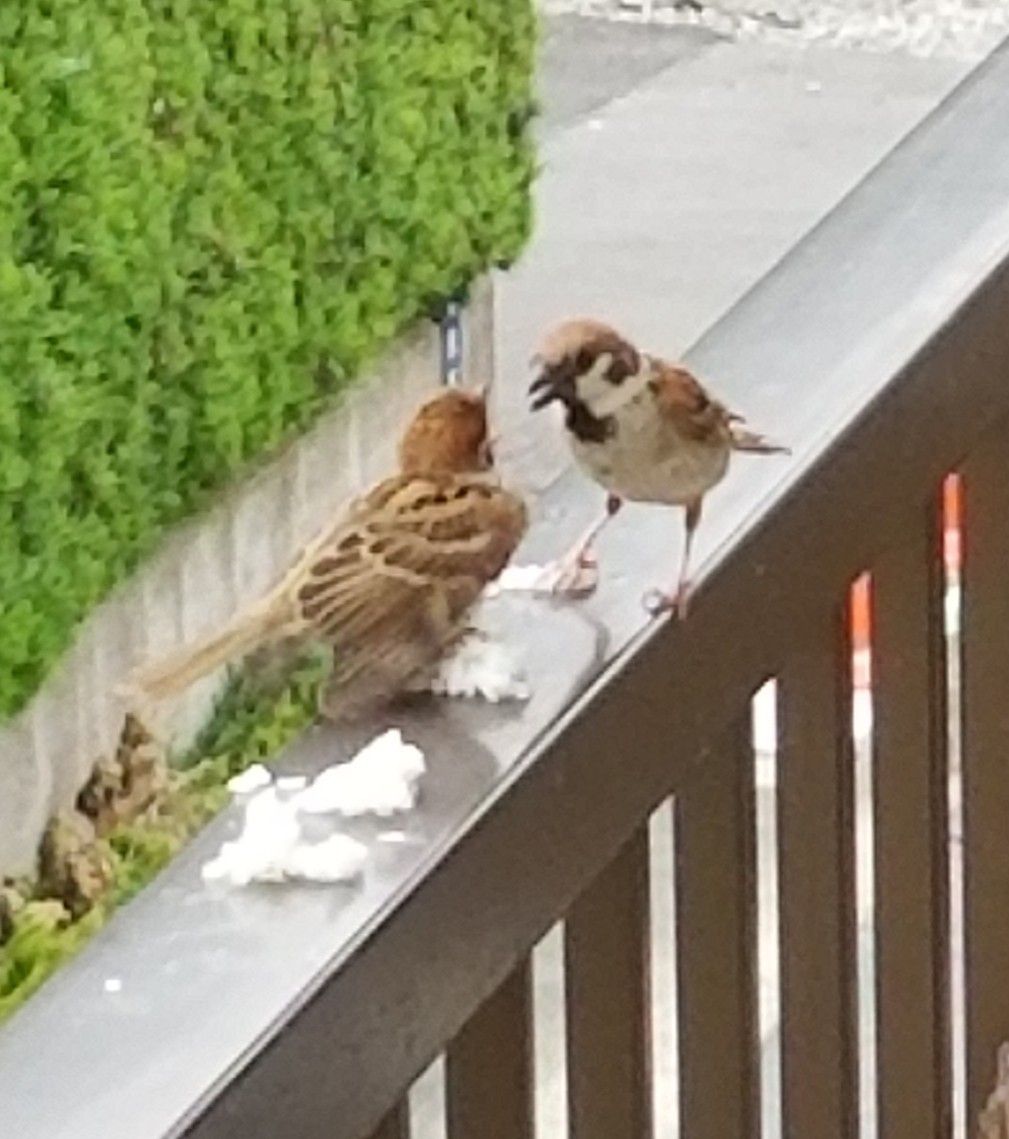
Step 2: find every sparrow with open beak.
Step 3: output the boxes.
[529,318,787,617]
[124,388,527,721]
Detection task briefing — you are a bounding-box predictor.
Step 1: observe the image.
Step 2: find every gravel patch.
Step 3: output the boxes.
[541,0,1009,61]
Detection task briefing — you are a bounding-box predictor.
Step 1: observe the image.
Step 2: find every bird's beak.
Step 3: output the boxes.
[528,366,571,412]
[528,372,555,411]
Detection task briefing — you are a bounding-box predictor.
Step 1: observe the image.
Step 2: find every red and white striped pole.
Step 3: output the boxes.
[850,472,961,701]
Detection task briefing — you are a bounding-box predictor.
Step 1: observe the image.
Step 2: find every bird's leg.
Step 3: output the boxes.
[644,498,702,619]
[543,493,622,598]
[672,502,699,617]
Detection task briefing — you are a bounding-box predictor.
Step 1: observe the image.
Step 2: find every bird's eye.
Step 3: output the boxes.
[606,352,634,385]
[575,349,594,373]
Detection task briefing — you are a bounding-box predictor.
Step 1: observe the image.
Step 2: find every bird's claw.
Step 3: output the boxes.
[642,583,691,620]
[542,549,599,599]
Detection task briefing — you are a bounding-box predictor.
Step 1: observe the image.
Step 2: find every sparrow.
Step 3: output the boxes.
[123,388,527,722]
[529,318,787,617]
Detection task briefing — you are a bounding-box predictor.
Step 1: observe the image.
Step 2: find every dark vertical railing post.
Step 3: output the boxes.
[872,499,951,1139]
[961,429,1009,1125]
[777,597,859,1139]
[446,960,534,1139]
[676,709,760,1139]
[565,826,653,1139]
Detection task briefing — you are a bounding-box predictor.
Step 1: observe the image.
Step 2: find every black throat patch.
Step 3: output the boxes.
[566,399,615,444]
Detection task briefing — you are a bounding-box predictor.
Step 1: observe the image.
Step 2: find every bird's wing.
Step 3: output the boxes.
[648,359,787,455]
[647,359,735,444]
[289,472,528,716]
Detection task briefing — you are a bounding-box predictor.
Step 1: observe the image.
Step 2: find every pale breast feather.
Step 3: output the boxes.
[571,381,730,505]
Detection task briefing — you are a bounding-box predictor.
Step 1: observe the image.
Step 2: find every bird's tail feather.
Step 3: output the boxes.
[730,425,790,455]
[121,603,290,703]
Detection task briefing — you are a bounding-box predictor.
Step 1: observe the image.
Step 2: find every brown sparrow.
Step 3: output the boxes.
[125,389,527,721]
[529,318,787,617]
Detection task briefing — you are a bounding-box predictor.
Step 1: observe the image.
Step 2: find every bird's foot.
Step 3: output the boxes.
[642,581,691,620]
[541,547,599,599]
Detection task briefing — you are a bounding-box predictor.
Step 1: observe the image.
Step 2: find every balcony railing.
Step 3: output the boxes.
[4,34,1009,1139]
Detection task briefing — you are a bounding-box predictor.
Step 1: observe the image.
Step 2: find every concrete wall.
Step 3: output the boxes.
[0,280,495,877]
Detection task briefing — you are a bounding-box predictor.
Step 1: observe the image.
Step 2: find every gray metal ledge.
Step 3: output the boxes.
[4,36,1009,1139]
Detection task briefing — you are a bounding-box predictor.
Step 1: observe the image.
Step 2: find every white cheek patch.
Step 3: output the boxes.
[576,354,650,418]
[574,355,614,411]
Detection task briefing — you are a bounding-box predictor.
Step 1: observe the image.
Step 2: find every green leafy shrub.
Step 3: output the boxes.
[0,0,536,719]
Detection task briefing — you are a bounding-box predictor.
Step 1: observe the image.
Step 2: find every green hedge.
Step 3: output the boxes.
[0,0,536,720]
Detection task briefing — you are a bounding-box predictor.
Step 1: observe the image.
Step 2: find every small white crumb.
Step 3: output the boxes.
[587,118,605,130]
[378,831,409,844]
[485,563,556,597]
[201,788,367,886]
[103,978,123,994]
[202,788,300,885]
[428,633,530,703]
[227,765,273,794]
[805,80,823,93]
[282,835,368,883]
[294,730,426,818]
[276,775,309,792]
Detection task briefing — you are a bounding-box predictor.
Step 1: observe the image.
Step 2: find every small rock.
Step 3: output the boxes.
[17,899,72,932]
[0,885,26,944]
[77,713,168,835]
[77,754,123,835]
[978,1041,1009,1139]
[37,810,114,920]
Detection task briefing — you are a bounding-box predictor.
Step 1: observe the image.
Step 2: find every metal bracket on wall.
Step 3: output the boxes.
[440,300,464,387]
